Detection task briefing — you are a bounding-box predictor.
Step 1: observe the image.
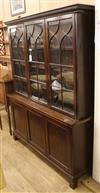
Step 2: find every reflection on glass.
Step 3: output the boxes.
[50,64,74,112]
[62,91,74,111]
[51,88,74,112]
[50,65,74,90]
[31,81,47,102]
[39,83,47,101]
[30,63,46,82]
[31,82,38,98]
[60,67,74,89]
[51,88,62,109]
[50,65,60,80]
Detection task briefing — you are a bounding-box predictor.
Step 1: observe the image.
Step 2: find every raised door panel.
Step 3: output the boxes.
[48,121,72,171]
[12,103,28,140]
[28,111,46,153]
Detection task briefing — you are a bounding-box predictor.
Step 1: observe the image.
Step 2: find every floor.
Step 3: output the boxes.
[0,109,100,193]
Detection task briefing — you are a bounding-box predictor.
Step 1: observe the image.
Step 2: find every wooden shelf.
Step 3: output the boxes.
[14,75,26,81]
[50,63,73,67]
[12,59,25,62]
[29,61,44,64]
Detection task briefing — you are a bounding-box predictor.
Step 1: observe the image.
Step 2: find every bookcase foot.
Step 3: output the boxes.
[69,179,77,189]
[13,134,18,140]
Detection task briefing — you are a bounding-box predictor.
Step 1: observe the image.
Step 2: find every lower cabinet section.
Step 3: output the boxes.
[10,101,93,189]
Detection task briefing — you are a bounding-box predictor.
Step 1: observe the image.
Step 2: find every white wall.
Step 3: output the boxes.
[0,0,94,22]
[1,0,40,22]
[93,0,100,183]
[40,0,94,12]
[0,0,3,20]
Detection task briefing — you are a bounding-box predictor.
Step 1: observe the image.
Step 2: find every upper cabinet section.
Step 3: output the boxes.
[7,4,94,118]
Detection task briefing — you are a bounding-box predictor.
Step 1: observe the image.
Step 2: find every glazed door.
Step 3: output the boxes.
[9,24,28,96]
[25,20,48,103]
[46,14,76,116]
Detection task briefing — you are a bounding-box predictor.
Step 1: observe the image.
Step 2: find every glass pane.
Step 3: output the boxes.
[61,67,74,90]
[49,20,60,64]
[12,47,18,59]
[50,66,74,110]
[29,63,37,79]
[20,62,26,78]
[39,83,47,102]
[38,64,46,82]
[62,90,74,112]
[50,64,62,108]
[27,23,44,62]
[50,64,61,107]
[51,88,62,109]
[61,50,73,66]
[10,26,24,60]
[50,65,60,81]
[13,61,26,78]
[29,63,46,83]
[48,18,73,64]
[50,49,60,64]
[31,81,38,99]
[15,79,27,95]
[13,61,20,76]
